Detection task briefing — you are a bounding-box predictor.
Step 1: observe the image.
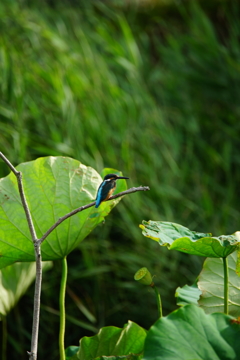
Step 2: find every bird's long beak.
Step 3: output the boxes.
[116,176,129,179]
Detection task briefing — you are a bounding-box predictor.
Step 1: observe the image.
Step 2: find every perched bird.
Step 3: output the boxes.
[95,173,129,208]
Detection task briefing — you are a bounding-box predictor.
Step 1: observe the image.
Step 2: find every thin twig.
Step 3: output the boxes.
[0,153,19,175]
[38,186,150,245]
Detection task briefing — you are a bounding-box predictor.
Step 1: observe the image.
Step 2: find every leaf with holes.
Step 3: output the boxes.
[0,157,128,269]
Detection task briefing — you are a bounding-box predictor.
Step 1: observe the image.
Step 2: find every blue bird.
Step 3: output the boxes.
[95,173,129,208]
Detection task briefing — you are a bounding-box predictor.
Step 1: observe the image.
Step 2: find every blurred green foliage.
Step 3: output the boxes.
[0,0,240,359]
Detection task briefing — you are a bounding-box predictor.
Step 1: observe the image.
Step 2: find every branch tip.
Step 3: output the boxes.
[39,185,149,244]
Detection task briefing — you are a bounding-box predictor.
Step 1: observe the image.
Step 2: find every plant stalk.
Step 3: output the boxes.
[59,256,68,360]
[30,245,42,360]
[152,285,163,318]
[223,256,229,315]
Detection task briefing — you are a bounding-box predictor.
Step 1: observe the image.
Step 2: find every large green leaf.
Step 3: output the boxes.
[143,304,240,360]
[198,252,240,316]
[0,261,52,315]
[77,321,146,360]
[140,221,239,258]
[0,157,127,269]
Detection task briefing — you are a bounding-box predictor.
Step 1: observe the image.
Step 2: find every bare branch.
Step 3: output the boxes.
[0,152,19,175]
[39,186,150,245]
[29,245,42,360]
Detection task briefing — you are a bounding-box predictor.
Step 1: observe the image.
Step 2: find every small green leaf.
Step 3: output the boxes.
[175,284,201,306]
[143,304,240,360]
[78,321,146,360]
[0,157,127,269]
[198,252,240,316]
[0,261,52,315]
[140,221,239,258]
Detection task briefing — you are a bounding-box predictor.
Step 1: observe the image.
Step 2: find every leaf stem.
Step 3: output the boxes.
[152,284,163,318]
[223,256,229,315]
[59,256,68,360]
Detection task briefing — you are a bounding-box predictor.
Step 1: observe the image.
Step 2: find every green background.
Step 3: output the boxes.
[0,0,239,359]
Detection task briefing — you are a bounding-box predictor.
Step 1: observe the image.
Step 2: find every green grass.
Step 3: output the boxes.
[0,1,240,359]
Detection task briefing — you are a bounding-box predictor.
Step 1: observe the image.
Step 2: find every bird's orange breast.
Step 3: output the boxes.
[104,187,115,201]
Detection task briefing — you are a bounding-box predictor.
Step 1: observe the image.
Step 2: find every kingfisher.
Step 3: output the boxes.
[95,173,129,208]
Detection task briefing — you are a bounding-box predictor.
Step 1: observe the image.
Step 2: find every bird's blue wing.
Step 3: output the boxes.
[95,182,104,208]
[95,180,113,208]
